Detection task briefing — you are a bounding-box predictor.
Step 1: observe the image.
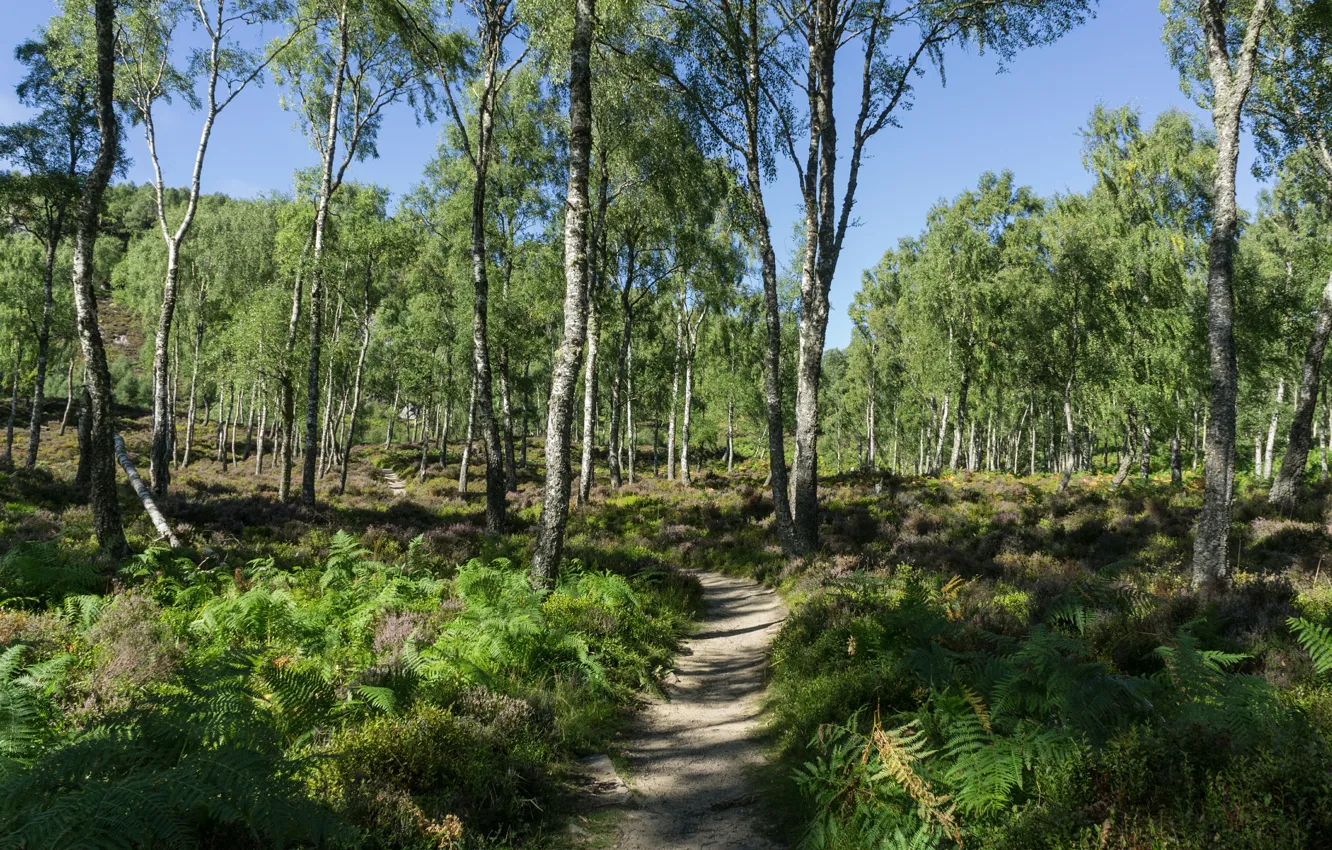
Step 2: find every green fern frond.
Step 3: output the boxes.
[1289,617,1332,676]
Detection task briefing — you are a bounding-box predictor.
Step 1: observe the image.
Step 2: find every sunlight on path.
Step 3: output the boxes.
[614,573,786,850]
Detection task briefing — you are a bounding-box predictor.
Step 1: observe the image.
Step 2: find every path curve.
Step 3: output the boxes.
[614,572,786,850]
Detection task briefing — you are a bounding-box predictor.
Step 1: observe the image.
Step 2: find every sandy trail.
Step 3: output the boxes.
[613,572,786,850]
[380,467,407,498]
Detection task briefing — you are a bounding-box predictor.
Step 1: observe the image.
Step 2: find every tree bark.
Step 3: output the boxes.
[301,10,350,508]
[1272,272,1332,504]
[679,313,700,485]
[667,295,682,482]
[75,387,92,489]
[70,0,128,557]
[255,390,267,475]
[338,314,372,495]
[58,357,76,436]
[1171,424,1183,486]
[5,345,20,465]
[459,373,478,495]
[577,293,601,503]
[1263,377,1284,479]
[531,0,594,586]
[1111,418,1134,489]
[1192,0,1273,588]
[607,262,634,489]
[25,236,60,468]
[114,433,181,548]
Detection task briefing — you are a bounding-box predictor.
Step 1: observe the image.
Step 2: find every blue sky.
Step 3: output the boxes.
[0,0,1266,350]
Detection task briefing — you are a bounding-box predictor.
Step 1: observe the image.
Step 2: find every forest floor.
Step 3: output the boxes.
[612,573,784,850]
[7,404,1332,847]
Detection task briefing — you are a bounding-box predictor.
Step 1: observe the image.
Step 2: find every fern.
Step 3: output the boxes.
[0,646,42,762]
[1289,617,1332,676]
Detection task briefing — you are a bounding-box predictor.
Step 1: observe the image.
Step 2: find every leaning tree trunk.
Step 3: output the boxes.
[1271,276,1332,505]
[530,0,594,587]
[113,433,181,548]
[70,0,128,557]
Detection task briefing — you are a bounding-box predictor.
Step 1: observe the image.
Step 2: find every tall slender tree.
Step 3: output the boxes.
[1164,0,1274,587]
[532,0,594,585]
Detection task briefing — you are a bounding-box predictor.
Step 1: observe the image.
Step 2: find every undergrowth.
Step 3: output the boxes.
[0,530,697,848]
[768,474,1332,850]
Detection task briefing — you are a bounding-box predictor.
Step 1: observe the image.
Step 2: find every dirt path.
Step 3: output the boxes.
[613,572,786,850]
[379,467,407,498]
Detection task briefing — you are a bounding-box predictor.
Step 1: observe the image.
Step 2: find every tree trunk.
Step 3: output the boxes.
[149,241,183,498]
[625,341,634,484]
[255,390,267,475]
[1111,421,1134,489]
[608,278,633,489]
[181,323,202,467]
[241,382,255,460]
[300,14,350,508]
[949,367,970,471]
[58,357,76,436]
[680,322,697,486]
[4,345,21,465]
[278,240,306,502]
[459,373,478,495]
[385,382,398,448]
[1139,419,1151,483]
[467,91,507,533]
[75,387,92,489]
[114,433,181,548]
[1272,272,1332,504]
[531,0,594,586]
[933,390,951,473]
[70,0,128,557]
[25,236,60,468]
[666,297,682,482]
[1058,371,1076,492]
[577,296,601,503]
[1193,0,1273,588]
[338,315,372,495]
[1171,424,1183,486]
[1263,377,1284,479]
[498,349,517,491]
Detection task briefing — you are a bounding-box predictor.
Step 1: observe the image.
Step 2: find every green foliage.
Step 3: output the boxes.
[774,541,1332,849]
[0,528,695,846]
[0,544,102,608]
[1290,616,1332,676]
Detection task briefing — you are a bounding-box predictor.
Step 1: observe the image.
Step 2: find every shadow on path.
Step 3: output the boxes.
[614,573,787,850]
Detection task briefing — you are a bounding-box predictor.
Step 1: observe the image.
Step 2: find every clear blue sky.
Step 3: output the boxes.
[0,0,1266,350]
